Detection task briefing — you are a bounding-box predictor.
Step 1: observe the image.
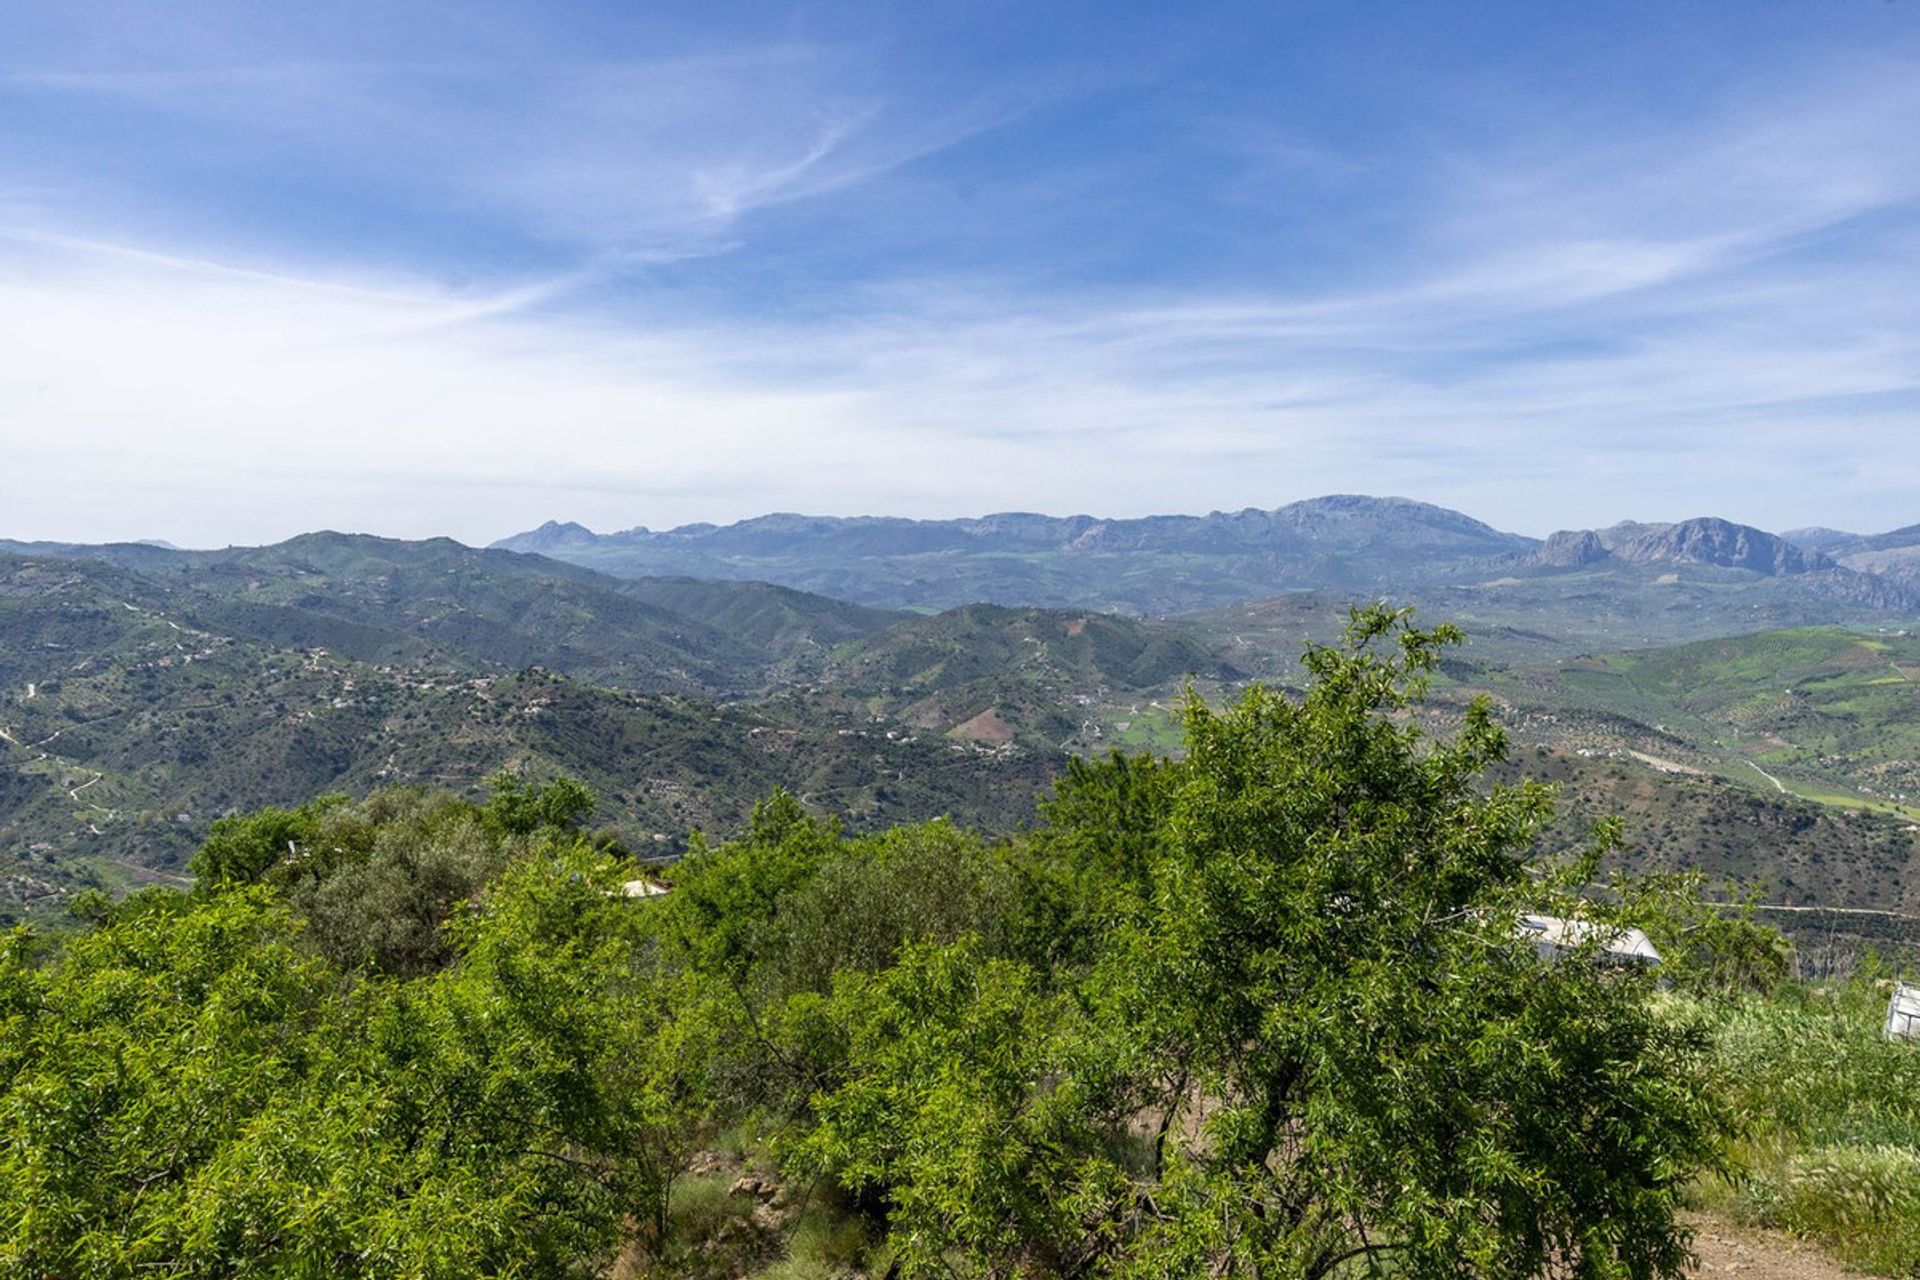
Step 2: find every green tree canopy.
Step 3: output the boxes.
[1,608,1741,1279]
[754,608,1728,1278]
[0,836,700,1278]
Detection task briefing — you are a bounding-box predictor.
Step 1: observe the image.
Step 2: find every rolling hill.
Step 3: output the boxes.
[10,525,1920,944]
[0,533,902,696]
[0,556,1057,921]
[1464,625,1920,816]
[782,603,1241,749]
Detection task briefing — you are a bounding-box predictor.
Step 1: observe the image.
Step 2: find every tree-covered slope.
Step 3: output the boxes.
[788,603,1241,749]
[0,553,1054,920]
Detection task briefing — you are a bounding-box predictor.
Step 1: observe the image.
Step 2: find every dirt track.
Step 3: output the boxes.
[1686,1215,1876,1280]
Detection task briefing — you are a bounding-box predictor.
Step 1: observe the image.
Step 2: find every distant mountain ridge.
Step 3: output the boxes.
[495,498,1920,615]
[1781,527,1861,554]
[496,496,1535,612]
[507,495,1528,559]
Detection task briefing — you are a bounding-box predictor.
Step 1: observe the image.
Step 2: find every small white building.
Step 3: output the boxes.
[621,878,672,900]
[1518,914,1661,967]
[1887,982,1920,1043]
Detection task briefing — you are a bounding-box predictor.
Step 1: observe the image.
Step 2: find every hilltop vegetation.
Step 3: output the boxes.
[0,613,1740,1280]
[7,542,1918,1274]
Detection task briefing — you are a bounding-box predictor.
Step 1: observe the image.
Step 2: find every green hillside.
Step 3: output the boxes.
[0,617,1769,1279]
[793,603,1240,749]
[1,533,903,696]
[11,539,1920,942]
[1187,568,1920,672]
[0,630,1060,921]
[1475,626,1920,814]
[0,552,1056,922]
[1499,745,1920,915]
[614,574,901,653]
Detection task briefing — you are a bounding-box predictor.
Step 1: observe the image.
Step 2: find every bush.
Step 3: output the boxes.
[295,807,505,975]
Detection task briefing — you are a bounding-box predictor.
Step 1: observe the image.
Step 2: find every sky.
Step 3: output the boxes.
[1,1,1917,547]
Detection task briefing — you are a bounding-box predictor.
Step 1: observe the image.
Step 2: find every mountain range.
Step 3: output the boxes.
[7,496,1920,936]
[494,497,1920,615]
[1791,524,1920,585]
[1529,518,1822,575]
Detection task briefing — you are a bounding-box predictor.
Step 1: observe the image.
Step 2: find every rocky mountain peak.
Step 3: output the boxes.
[1527,529,1611,568]
[1613,517,1830,575]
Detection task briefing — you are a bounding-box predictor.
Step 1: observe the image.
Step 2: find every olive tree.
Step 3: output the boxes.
[799,609,1727,1279]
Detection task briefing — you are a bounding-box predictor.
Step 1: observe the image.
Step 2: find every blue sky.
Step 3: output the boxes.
[1,1,1917,546]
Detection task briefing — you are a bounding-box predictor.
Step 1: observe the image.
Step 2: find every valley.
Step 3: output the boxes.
[8,496,1920,945]
[10,8,1917,1270]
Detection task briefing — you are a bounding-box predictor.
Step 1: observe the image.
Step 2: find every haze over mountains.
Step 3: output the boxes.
[1802,524,1920,584]
[496,495,1920,616]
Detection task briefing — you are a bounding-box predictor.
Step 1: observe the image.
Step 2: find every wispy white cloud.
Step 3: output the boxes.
[0,12,1916,544]
[1,37,1051,262]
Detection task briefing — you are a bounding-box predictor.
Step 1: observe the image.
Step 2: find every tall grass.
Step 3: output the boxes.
[617,1158,874,1280]
[1702,981,1920,1275]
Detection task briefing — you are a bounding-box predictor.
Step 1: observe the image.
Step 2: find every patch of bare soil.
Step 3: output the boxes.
[1685,1213,1882,1280]
[1628,749,1708,776]
[950,707,1016,743]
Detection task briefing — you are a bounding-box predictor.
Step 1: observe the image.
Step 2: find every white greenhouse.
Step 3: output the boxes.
[1887,982,1920,1043]
[1518,914,1661,967]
